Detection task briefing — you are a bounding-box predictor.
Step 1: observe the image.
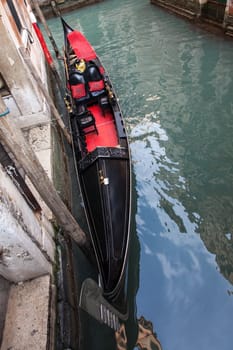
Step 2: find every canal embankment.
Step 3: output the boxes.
[0,0,56,346]
[0,0,89,347]
[151,0,233,38]
[33,0,104,18]
[0,42,83,350]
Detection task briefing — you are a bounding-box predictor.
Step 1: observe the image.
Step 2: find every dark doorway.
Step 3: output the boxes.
[201,0,227,23]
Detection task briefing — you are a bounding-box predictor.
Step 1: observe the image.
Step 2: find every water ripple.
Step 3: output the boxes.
[48,1,233,349]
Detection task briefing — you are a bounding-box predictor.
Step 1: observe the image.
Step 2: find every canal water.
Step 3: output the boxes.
[47,0,233,349]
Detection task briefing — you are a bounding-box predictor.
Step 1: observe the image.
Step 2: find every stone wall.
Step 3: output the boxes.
[0,164,54,283]
[151,0,233,36]
[172,0,198,11]
[151,0,199,12]
[0,0,55,284]
[33,0,104,18]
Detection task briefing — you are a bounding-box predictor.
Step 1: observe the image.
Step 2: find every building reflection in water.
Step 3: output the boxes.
[115,316,162,350]
[114,179,163,350]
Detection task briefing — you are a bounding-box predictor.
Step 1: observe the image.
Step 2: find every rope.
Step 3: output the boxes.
[0,107,10,118]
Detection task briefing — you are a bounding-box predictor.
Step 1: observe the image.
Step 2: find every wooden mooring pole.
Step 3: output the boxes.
[0,96,90,254]
[32,0,61,59]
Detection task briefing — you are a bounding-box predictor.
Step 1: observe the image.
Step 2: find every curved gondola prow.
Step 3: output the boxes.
[61,17,74,37]
[61,17,75,56]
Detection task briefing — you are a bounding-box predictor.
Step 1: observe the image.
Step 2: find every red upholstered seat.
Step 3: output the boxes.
[88,80,105,92]
[71,83,86,99]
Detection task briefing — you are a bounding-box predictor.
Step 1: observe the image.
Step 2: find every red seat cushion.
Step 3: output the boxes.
[88,80,105,92]
[71,83,86,99]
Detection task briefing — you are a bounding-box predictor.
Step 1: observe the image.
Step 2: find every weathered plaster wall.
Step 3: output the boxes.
[0,2,58,345]
[225,0,233,24]
[0,164,55,282]
[228,0,233,14]
[0,1,48,118]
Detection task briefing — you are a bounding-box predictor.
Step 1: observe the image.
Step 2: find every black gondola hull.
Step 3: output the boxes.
[62,18,131,315]
[79,148,130,293]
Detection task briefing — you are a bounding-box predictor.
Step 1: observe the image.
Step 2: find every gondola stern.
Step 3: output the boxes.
[79,278,129,331]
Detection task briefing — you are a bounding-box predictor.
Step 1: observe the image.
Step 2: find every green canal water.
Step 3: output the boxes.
[48,0,233,349]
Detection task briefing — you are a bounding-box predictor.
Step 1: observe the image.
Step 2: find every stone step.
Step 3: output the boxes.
[225,23,233,37]
[226,24,233,31]
[0,275,53,350]
[225,30,233,37]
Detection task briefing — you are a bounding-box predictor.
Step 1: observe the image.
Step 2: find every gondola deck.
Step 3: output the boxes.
[85,104,118,152]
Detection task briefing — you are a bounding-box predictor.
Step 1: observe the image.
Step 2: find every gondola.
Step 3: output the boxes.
[61,18,131,318]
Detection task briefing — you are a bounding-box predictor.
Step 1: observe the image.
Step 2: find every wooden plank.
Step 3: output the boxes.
[0,96,90,253]
[32,0,61,59]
